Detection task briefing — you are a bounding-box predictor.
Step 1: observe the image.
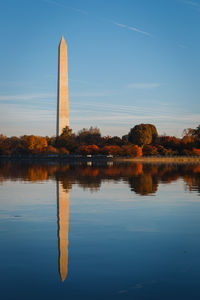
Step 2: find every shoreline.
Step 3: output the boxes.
[0,155,200,164]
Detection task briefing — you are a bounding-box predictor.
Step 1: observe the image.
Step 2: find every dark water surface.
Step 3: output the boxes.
[1,162,200,299]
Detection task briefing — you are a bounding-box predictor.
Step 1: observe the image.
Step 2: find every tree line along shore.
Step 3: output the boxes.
[1,123,200,158]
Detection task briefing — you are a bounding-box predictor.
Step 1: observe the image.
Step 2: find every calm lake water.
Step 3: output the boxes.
[1,162,200,299]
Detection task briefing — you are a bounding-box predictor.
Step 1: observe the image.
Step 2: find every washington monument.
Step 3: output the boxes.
[57,36,69,136]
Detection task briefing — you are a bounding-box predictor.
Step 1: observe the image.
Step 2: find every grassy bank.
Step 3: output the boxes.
[115,156,200,163]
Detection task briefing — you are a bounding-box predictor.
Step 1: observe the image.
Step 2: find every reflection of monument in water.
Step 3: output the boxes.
[56,181,69,282]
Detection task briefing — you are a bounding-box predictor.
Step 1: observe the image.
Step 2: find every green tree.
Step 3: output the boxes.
[128,124,158,146]
[122,134,129,145]
[104,136,123,146]
[77,127,102,145]
[60,126,73,137]
[56,127,77,153]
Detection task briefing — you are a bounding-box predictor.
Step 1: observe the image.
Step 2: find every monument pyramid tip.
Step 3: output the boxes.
[60,35,67,47]
[61,35,65,42]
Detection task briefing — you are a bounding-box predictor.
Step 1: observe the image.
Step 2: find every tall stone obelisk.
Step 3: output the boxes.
[57,36,69,136]
[57,181,69,282]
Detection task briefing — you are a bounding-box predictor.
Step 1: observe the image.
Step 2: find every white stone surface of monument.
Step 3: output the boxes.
[57,181,69,282]
[57,36,69,136]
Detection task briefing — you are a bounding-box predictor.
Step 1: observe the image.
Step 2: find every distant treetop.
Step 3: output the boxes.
[128,124,158,146]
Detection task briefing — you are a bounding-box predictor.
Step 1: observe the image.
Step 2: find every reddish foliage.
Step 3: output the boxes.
[45,146,58,154]
[21,135,48,153]
[182,149,194,156]
[193,148,200,156]
[101,145,122,156]
[59,147,69,155]
[78,144,100,155]
[182,135,193,144]
[193,166,200,173]
[157,136,181,150]
[122,145,142,157]
[79,168,99,177]
[143,145,158,156]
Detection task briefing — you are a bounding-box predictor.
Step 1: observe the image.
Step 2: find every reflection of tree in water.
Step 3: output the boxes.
[55,166,102,192]
[127,164,158,196]
[158,165,180,183]
[55,165,73,191]
[1,161,200,196]
[76,167,101,191]
[128,173,158,195]
[184,166,200,194]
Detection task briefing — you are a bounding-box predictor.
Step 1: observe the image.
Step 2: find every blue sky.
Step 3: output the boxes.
[0,0,200,137]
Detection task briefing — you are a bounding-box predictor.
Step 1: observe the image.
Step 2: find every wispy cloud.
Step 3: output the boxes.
[183,0,200,8]
[0,81,30,87]
[70,90,115,98]
[112,21,152,37]
[185,1,200,8]
[0,93,55,101]
[0,103,55,136]
[70,101,175,118]
[69,100,200,132]
[1,97,199,137]
[40,0,151,37]
[0,91,115,101]
[69,78,90,85]
[127,83,160,89]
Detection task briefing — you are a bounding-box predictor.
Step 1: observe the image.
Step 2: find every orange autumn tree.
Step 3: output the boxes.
[122,145,142,157]
[59,147,70,155]
[193,148,200,156]
[45,145,58,154]
[101,145,122,156]
[78,144,100,155]
[21,135,48,153]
